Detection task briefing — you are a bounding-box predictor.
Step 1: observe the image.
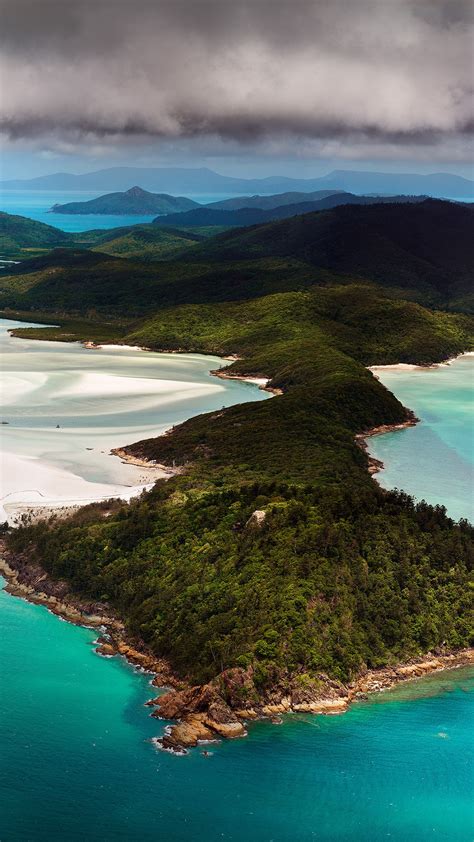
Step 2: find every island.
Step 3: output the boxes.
[50,185,200,215]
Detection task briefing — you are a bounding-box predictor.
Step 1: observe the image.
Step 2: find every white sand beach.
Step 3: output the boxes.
[0,320,269,524]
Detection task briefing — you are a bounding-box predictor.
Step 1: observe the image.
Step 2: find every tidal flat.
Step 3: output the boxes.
[0,318,269,522]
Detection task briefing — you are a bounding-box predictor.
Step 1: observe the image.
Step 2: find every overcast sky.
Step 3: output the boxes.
[1,0,473,178]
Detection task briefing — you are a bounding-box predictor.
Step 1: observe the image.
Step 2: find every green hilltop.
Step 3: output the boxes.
[5,198,474,700]
[51,185,199,215]
[0,212,212,262]
[0,211,71,256]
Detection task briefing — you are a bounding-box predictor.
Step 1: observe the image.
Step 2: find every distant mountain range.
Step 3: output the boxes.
[1,166,473,198]
[153,192,430,229]
[206,189,344,210]
[51,186,198,215]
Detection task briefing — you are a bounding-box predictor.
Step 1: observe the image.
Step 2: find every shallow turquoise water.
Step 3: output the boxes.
[0,190,226,232]
[0,579,472,841]
[368,355,474,522]
[0,190,158,232]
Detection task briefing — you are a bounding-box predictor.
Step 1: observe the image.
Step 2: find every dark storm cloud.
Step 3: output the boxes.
[0,0,472,157]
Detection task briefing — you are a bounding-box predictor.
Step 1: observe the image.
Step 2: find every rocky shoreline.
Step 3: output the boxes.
[148,649,474,752]
[110,447,181,476]
[0,547,180,690]
[355,412,419,475]
[1,541,472,755]
[210,367,284,396]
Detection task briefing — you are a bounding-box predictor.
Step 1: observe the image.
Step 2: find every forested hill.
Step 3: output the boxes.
[0,211,70,253]
[198,199,472,291]
[0,213,208,261]
[51,186,199,215]
[7,196,474,707]
[1,200,472,314]
[153,192,428,229]
[205,189,343,210]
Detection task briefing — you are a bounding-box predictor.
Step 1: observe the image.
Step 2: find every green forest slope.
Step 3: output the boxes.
[0,213,210,261]
[1,200,472,314]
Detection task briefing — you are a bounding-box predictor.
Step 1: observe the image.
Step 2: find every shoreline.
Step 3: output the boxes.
[81,334,284,398]
[361,349,473,482]
[355,413,419,475]
[369,350,474,373]
[211,367,284,396]
[0,548,181,689]
[1,544,472,754]
[110,446,181,476]
[150,650,474,754]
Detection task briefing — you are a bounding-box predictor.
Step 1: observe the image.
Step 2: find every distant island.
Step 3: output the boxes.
[50,186,200,216]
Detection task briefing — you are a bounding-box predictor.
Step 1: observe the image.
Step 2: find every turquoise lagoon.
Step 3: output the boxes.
[368,355,474,522]
[0,330,473,840]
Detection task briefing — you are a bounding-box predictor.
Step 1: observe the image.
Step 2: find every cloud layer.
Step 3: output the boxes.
[1,0,472,159]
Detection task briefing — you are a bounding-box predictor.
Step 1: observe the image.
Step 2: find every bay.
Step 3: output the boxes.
[368,355,474,522]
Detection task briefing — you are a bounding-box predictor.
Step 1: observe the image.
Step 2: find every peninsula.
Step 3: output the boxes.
[2,198,473,750]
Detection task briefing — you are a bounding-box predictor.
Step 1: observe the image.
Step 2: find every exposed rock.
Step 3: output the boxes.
[96,642,116,657]
[205,719,246,739]
[218,666,259,706]
[160,714,215,750]
[206,698,238,725]
[245,510,266,528]
[292,698,348,714]
[153,684,211,719]
[233,708,258,719]
[115,641,176,681]
[396,659,443,678]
